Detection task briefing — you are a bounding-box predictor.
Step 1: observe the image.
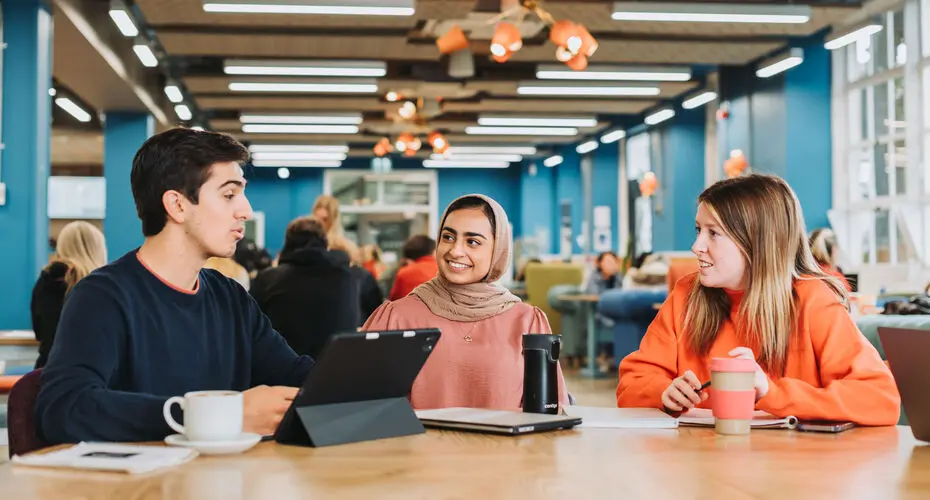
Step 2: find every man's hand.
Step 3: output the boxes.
[242,385,298,436]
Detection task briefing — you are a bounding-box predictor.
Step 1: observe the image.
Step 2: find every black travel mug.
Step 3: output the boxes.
[522,334,561,414]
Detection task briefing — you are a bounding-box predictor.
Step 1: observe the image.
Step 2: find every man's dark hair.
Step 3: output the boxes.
[282,216,328,255]
[402,235,436,260]
[445,196,496,235]
[130,128,250,236]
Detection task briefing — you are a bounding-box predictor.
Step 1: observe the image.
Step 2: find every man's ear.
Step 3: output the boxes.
[162,190,189,225]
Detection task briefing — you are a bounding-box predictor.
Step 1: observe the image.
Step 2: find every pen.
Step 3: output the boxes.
[697,380,711,392]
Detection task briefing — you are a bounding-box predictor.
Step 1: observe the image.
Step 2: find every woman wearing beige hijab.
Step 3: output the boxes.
[363,194,569,410]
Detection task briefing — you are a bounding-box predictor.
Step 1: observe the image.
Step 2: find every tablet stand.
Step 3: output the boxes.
[284,397,424,447]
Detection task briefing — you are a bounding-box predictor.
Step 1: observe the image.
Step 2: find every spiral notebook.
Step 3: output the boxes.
[679,408,799,429]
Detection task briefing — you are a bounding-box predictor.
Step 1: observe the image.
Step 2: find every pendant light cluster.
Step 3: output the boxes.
[435,0,598,69]
[373,131,449,157]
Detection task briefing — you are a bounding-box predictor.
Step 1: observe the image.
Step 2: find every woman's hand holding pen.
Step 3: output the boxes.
[661,370,708,412]
[728,347,769,400]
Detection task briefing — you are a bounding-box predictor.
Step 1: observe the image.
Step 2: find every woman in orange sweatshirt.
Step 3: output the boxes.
[617,174,900,426]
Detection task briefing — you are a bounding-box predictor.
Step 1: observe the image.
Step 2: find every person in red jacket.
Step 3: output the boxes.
[617,174,900,426]
[389,235,438,301]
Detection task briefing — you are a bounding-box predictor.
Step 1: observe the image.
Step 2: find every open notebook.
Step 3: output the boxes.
[680,408,799,429]
[12,442,198,474]
[562,406,678,429]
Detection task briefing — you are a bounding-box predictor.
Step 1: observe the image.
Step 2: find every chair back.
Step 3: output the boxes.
[8,369,47,457]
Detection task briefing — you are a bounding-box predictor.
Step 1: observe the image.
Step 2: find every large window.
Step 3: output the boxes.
[832,3,926,271]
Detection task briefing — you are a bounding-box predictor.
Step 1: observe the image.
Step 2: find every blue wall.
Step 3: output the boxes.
[591,141,621,254]
[720,37,832,231]
[104,112,153,259]
[0,0,53,329]
[437,167,521,233]
[519,161,555,255]
[651,107,706,252]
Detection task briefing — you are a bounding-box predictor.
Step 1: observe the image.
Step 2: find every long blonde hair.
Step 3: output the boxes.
[684,175,847,376]
[311,195,343,240]
[51,221,107,294]
[809,228,838,268]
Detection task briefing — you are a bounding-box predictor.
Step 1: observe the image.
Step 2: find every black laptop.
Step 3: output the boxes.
[274,328,440,447]
[878,327,930,441]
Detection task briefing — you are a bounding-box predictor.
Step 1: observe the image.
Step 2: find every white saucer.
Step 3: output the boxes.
[164,433,262,455]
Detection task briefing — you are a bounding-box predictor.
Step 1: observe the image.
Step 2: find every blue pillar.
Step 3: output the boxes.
[104,112,153,259]
[784,39,832,231]
[0,0,53,329]
[652,107,706,252]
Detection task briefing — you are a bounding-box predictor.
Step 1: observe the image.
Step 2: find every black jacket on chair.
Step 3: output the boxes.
[250,247,361,359]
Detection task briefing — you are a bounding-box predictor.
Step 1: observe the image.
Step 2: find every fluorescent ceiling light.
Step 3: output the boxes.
[252,160,343,168]
[133,44,158,68]
[645,108,675,125]
[446,146,536,155]
[240,113,363,125]
[430,154,523,163]
[611,2,810,24]
[175,104,193,121]
[224,59,387,77]
[600,129,626,144]
[756,48,804,78]
[422,160,510,169]
[108,9,138,37]
[543,155,563,167]
[248,144,348,153]
[824,24,883,51]
[241,124,359,134]
[478,115,598,128]
[55,98,92,123]
[517,83,660,97]
[203,0,415,16]
[535,64,691,82]
[576,140,599,154]
[229,81,378,93]
[465,126,578,136]
[682,91,717,109]
[251,152,347,161]
[164,85,184,103]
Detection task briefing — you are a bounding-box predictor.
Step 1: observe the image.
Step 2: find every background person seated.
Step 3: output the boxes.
[596,252,670,367]
[809,227,851,292]
[204,256,250,290]
[388,235,439,301]
[31,221,108,369]
[250,216,361,359]
[329,236,383,324]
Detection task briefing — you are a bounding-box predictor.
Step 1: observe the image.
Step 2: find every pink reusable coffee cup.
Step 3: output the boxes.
[709,358,757,435]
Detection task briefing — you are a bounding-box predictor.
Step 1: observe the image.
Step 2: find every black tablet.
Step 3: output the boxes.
[274,328,441,447]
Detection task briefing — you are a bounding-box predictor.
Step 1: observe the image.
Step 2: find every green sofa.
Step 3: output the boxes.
[855,315,930,425]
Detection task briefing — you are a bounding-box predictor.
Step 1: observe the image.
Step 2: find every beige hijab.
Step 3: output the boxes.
[412,194,521,322]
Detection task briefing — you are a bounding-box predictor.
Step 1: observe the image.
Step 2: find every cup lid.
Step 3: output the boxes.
[710,357,756,373]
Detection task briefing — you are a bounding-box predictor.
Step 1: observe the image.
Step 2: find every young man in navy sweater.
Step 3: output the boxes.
[36,128,315,444]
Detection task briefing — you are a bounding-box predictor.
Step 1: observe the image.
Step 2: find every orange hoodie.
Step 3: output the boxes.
[617,273,900,426]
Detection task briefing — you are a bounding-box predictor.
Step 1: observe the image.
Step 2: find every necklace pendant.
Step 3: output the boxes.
[463,335,473,342]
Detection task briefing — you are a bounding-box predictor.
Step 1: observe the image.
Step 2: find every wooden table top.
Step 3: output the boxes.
[0,331,38,347]
[558,294,600,303]
[3,426,927,499]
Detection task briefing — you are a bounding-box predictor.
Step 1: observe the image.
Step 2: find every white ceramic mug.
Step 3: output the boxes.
[163,390,243,442]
